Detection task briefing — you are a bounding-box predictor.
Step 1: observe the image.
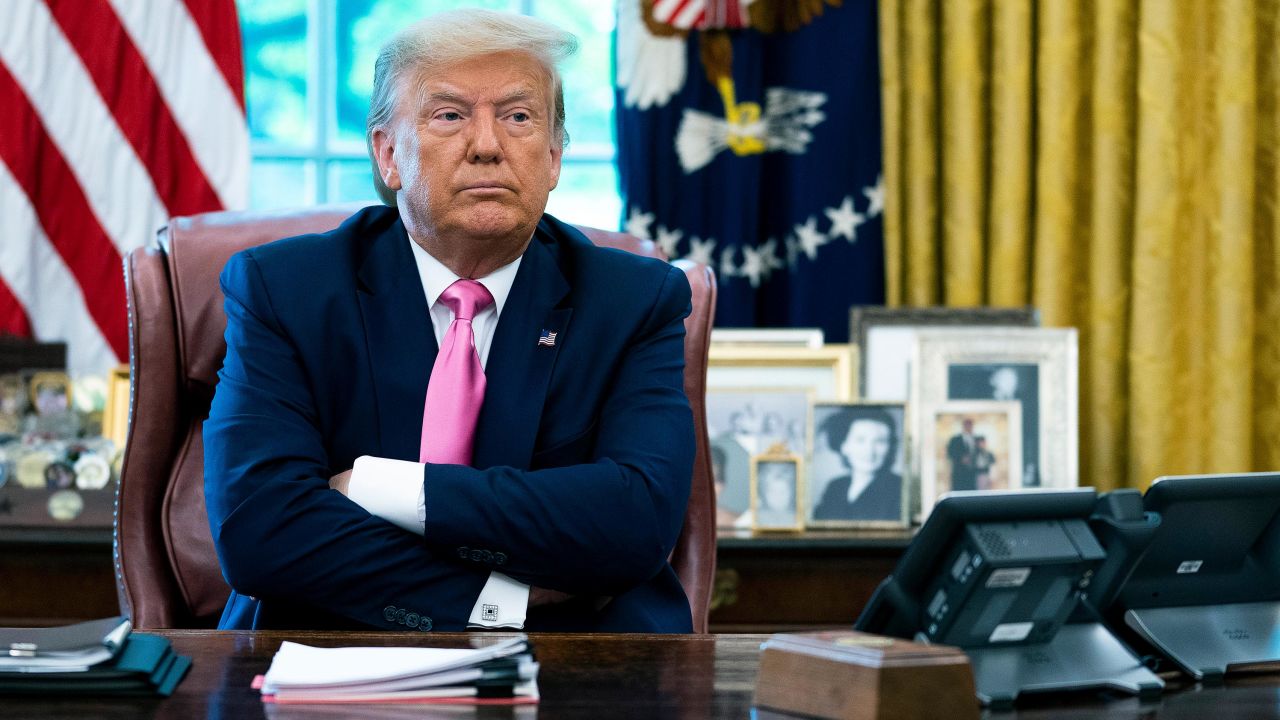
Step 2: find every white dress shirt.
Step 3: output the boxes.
[346,237,529,629]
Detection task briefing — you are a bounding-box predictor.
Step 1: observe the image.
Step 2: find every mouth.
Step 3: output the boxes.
[461,183,512,194]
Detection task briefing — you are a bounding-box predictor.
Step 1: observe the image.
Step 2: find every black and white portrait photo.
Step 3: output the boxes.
[707,389,810,526]
[948,363,1039,486]
[808,403,907,527]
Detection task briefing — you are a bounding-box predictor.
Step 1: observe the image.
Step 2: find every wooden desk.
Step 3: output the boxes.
[5,631,1280,719]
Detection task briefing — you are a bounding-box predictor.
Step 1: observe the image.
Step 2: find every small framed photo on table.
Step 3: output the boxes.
[748,446,804,532]
[920,400,1023,517]
[807,402,909,529]
[707,388,813,529]
[29,371,72,416]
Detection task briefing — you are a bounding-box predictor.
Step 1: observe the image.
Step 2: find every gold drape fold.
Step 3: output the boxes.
[881,0,1280,490]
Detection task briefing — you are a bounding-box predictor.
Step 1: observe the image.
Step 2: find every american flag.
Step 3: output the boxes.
[0,0,248,377]
[537,329,557,347]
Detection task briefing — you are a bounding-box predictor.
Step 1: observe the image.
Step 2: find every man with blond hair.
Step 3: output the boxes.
[204,10,695,633]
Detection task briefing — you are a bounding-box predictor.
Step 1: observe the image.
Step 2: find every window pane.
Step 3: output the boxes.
[546,162,621,230]
[334,0,520,148]
[328,159,382,204]
[250,159,316,209]
[532,0,616,154]
[239,0,312,148]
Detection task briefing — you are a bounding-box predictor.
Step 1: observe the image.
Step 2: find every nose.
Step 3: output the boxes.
[468,109,503,164]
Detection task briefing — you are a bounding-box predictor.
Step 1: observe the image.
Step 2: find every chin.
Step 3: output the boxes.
[458,205,536,240]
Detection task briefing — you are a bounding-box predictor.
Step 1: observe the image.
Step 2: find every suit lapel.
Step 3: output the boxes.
[356,219,437,461]
[472,226,571,470]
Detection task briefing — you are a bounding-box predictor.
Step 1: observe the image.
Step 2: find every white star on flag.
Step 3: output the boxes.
[719,245,738,279]
[793,216,829,261]
[654,225,683,257]
[685,236,717,266]
[863,174,885,218]
[785,236,801,269]
[824,196,865,242]
[737,239,785,288]
[625,207,655,240]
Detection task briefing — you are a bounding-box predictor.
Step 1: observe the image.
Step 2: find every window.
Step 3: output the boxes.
[238,0,621,229]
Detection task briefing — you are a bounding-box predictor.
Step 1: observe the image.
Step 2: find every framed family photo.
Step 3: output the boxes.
[919,400,1023,517]
[911,327,1079,490]
[851,306,1040,401]
[807,402,909,529]
[706,388,813,529]
[748,446,805,532]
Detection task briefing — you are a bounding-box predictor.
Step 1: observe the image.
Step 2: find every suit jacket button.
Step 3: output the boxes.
[405,612,420,628]
[383,605,397,622]
[458,546,470,560]
[470,549,484,563]
[418,617,433,632]
[480,550,494,564]
[395,608,407,624]
[494,552,507,566]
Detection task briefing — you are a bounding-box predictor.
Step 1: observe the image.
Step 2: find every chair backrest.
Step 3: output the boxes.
[115,207,718,631]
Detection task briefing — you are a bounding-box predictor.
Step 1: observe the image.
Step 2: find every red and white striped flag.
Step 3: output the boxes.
[0,0,248,376]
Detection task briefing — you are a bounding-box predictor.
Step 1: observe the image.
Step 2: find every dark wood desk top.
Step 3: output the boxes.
[5,631,1280,719]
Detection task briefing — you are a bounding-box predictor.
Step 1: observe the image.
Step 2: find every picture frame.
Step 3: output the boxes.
[710,328,825,348]
[911,327,1078,490]
[851,306,1040,401]
[0,373,24,434]
[28,371,72,416]
[748,444,804,532]
[707,387,813,529]
[919,400,1024,518]
[103,365,131,450]
[808,402,910,529]
[707,344,858,402]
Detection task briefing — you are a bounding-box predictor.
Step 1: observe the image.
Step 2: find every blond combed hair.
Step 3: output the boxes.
[365,9,579,206]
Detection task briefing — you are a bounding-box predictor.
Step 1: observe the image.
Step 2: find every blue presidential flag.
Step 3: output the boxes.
[614,0,884,341]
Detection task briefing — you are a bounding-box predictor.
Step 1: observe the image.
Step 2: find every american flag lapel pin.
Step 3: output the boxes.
[537,329,557,347]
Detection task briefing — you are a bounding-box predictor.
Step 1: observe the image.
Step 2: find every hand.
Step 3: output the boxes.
[329,469,353,496]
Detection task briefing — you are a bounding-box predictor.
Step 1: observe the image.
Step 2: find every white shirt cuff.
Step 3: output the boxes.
[468,573,530,629]
[348,455,426,535]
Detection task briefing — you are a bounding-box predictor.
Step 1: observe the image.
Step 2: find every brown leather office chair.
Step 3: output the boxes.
[115,206,718,631]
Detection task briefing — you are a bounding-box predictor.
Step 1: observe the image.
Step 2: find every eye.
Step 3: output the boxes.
[438,111,462,122]
[510,112,530,122]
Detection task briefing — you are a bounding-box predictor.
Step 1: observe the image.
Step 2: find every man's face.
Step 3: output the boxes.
[374,51,562,252]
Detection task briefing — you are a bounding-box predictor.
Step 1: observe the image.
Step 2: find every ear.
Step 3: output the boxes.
[371,126,402,191]
[547,141,563,192]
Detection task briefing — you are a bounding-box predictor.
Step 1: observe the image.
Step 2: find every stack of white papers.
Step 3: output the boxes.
[257,636,538,705]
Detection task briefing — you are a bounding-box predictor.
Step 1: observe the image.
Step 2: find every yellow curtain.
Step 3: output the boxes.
[880,0,1280,490]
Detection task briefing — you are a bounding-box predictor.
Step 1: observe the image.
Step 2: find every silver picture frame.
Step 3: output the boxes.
[910,327,1078,491]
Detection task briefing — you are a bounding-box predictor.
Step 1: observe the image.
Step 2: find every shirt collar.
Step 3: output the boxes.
[408,237,523,317]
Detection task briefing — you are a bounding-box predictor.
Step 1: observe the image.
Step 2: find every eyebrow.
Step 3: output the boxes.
[422,88,539,109]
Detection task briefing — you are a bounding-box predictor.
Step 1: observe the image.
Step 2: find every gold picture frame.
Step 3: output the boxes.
[103,365,131,449]
[749,443,804,532]
[28,371,72,416]
[708,344,858,402]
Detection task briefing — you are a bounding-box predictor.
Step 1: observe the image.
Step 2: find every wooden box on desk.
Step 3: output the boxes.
[753,630,978,720]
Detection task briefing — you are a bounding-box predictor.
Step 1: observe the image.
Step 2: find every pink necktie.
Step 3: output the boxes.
[419,279,494,465]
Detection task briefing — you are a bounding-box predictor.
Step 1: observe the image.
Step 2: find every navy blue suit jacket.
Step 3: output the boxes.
[203,206,695,633]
